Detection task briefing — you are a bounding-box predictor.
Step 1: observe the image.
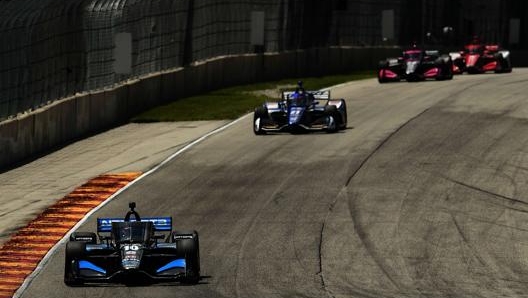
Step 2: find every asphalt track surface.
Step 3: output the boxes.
[19,69,528,298]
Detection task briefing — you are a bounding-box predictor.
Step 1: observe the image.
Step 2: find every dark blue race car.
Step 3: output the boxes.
[64,202,200,286]
[253,83,347,134]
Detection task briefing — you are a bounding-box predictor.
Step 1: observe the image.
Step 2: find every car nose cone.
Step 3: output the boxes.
[406,61,419,74]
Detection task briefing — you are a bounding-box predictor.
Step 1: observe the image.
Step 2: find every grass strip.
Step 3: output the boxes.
[131,71,374,122]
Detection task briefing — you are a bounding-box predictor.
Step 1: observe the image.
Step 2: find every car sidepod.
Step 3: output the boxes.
[378,58,403,83]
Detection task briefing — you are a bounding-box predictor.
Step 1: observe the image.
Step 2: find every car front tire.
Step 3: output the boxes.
[253,107,267,135]
[64,241,86,286]
[173,230,200,284]
[324,105,339,133]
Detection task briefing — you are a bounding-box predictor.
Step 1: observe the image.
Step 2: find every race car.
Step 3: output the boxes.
[64,202,200,286]
[253,82,347,134]
[449,41,512,74]
[378,46,453,82]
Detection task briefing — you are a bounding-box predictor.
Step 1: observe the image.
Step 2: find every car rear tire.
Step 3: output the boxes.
[173,230,200,284]
[64,241,86,286]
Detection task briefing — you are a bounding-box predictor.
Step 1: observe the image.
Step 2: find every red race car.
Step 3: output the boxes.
[449,40,512,74]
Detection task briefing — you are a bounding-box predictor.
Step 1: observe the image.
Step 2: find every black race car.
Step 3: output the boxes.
[253,82,347,134]
[378,46,453,82]
[64,202,200,286]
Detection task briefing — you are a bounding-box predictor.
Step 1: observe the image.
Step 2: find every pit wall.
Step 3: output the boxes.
[3,47,527,170]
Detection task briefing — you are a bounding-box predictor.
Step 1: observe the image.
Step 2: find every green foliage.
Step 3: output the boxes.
[131,71,374,122]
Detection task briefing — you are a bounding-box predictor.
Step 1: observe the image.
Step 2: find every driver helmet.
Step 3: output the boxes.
[291,90,305,101]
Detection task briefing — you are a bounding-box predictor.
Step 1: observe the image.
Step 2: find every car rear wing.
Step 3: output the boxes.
[97,217,173,233]
[485,45,499,52]
[282,90,330,100]
[425,50,439,56]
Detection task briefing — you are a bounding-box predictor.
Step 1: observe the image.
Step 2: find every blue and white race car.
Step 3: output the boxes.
[253,82,347,134]
[64,202,200,286]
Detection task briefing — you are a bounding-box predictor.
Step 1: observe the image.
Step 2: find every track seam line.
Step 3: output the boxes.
[345,107,430,186]
[316,106,432,295]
